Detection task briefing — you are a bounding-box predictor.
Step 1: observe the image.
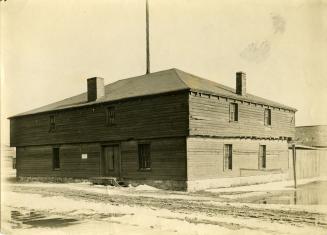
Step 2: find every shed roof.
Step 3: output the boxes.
[10,68,296,118]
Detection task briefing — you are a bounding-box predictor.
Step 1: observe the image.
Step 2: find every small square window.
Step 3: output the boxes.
[229,103,238,122]
[264,109,271,126]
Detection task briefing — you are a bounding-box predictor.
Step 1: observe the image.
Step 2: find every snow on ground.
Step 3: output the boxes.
[2,178,327,235]
[206,177,327,193]
[218,191,269,199]
[7,177,327,213]
[2,191,326,235]
[134,184,160,191]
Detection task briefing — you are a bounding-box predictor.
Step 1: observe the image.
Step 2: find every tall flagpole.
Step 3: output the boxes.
[146,0,150,74]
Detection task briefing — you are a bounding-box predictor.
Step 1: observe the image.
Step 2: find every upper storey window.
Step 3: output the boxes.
[106,107,115,126]
[229,103,238,122]
[49,115,55,132]
[264,108,271,126]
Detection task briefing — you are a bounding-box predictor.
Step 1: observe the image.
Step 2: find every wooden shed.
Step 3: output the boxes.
[9,68,296,190]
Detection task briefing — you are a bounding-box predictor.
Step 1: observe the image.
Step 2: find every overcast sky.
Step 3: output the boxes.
[1,0,327,145]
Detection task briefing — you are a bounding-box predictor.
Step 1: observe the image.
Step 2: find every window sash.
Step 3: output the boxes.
[224,144,232,170]
[264,109,271,126]
[106,107,115,126]
[53,148,60,169]
[49,115,56,132]
[259,145,266,169]
[138,144,151,169]
[229,103,238,122]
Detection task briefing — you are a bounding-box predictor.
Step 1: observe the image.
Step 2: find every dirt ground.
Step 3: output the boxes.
[1,179,327,235]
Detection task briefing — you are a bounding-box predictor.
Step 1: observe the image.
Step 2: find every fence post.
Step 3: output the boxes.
[292,144,297,189]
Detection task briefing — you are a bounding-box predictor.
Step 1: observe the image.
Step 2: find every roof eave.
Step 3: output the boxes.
[189,88,297,112]
[8,88,191,119]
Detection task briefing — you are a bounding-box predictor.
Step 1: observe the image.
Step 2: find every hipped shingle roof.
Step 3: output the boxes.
[10,68,296,118]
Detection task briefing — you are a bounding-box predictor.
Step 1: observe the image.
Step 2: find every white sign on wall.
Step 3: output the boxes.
[81,154,88,159]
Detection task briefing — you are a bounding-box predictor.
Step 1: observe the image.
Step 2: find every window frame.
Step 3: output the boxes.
[49,115,56,132]
[105,106,115,126]
[229,103,238,122]
[258,145,266,169]
[138,143,151,171]
[223,144,233,171]
[264,108,272,126]
[52,147,60,170]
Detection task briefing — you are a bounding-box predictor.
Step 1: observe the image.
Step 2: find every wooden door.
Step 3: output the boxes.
[103,145,120,178]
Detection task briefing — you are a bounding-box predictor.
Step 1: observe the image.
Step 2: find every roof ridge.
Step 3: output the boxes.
[9,68,297,118]
[172,68,192,89]
[173,68,296,111]
[174,68,235,93]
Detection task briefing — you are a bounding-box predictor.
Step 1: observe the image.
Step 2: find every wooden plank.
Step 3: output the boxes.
[187,137,289,180]
[189,95,295,139]
[11,92,189,147]
[16,137,187,181]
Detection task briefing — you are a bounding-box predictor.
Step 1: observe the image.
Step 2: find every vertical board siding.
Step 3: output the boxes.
[288,149,327,179]
[189,94,295,138]
[10,92,189,147]
[187,137,289,181]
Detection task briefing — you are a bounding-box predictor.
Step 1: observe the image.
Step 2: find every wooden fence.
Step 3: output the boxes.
[288,148,327,179]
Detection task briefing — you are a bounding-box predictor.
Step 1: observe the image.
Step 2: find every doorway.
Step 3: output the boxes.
[102,145,121,178]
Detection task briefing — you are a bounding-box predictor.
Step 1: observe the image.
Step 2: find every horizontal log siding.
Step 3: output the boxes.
[189,94,295,138]
[187,137,289,181]
[16,144,101,178]
[121,137,186,181]
[10,92,189,147]
[16,137,186,181]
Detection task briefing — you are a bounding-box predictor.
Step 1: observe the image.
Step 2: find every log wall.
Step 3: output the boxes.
[189,93,295,139]
[10,92,189,147]
[16,137,187,181]
[187,137,289,181]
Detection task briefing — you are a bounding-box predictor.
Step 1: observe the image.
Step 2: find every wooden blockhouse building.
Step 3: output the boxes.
[9,69,296,190]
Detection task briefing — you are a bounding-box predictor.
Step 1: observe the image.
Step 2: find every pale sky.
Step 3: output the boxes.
[1,0,327,145]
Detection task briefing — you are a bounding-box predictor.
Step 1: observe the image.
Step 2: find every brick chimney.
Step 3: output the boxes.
[236,71,246,96]
[87,77,104,102]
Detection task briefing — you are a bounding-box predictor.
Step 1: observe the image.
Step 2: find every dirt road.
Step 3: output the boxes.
[2,182,327,235]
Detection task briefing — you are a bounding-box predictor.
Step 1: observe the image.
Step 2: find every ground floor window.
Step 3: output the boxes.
[138,144,151,170]
[223,144,233,170]
[259,145,266,169]
[53,148,60,170]
[12,157,16,169]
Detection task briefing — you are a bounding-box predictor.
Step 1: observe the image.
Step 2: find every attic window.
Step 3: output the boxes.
[264,109,271,126]
[106,107,115,126]
[229,103,238,122]
[49,115,55,132]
